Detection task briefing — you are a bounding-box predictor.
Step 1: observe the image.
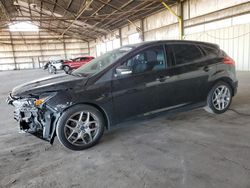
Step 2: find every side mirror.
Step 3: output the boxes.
[115,66,132,77]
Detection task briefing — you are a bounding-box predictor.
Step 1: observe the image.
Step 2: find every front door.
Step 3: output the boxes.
[111,45,171,123]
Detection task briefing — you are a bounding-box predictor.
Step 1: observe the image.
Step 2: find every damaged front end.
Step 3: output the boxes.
[7,92,61,144]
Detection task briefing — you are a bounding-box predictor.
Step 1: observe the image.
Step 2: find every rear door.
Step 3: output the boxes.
[171,43,210,103]
[157,43,209,109]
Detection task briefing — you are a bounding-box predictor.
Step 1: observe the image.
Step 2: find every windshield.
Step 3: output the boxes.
[72,46,134,77]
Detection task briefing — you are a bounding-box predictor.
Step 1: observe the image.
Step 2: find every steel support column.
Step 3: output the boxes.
[63,36,67,59]
[9,32,17,70]
[119,28,122,47]
[87,41,90,56]
[140,19,145,41]
[161,0,183,40]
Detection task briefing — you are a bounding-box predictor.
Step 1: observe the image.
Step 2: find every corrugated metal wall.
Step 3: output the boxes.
[0,31,89,70]
[93,0,250,71]
[1,0,249,71]
[185,23,250,71]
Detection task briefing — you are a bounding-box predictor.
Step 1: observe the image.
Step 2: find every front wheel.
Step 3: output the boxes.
[205,81,232,114]
[56,105,105,150]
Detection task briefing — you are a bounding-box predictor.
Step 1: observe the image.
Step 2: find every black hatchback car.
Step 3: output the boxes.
[7,40,238,150]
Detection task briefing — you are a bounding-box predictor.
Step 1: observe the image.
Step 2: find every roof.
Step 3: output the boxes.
[0,0,178,41]
[122,40,219,49]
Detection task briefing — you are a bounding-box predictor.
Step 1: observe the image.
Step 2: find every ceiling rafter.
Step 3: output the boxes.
[13,2,87,42]
[106,2,163,29]
[41,7,102,40]
[80,0,135,38]
[0,0,178,41]
[85,0,155,37]
[18,1,107,37]
[98,0,156,29]
[0,0,30,46]
[52,0,75,31]
[17,4,95,39]
[59,0,94,38]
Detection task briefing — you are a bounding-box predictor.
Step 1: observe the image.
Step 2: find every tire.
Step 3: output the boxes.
[63,66,70,73]
[56,104,105,150]
[205,81,232,114]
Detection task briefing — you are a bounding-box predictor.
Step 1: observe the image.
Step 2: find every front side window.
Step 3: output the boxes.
[72,46,134,77]
[115,46,166,77]
[171,44,203,65]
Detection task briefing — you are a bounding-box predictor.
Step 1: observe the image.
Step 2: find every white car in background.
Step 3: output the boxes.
[47,60,64,74]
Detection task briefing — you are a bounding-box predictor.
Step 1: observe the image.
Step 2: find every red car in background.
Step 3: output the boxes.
[63,56,94,73]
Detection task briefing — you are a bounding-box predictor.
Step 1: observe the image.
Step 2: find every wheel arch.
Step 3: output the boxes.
[62,65,69,68]
[211,77,235,96]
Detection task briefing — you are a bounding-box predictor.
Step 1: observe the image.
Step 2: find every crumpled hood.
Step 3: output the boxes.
[12,73,88,97]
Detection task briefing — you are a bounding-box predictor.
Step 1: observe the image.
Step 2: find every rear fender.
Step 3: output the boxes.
[208,70,236,96]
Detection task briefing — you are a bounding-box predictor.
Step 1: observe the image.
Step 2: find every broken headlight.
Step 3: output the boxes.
[34,92,57,107]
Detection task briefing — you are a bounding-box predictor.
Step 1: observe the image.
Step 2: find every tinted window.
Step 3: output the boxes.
[202,46,219,57]
[80,57,89,61]
[171,44,203,65]
[120,46,166,74]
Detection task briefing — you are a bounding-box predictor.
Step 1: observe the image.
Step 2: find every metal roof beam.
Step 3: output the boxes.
[60,0,94,38]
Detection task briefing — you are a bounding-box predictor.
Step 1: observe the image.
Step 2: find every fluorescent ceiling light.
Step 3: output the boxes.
[9,22,39,32]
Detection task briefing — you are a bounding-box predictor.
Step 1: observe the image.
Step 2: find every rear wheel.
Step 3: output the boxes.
[56,105,105,150]
[205,81,232,114]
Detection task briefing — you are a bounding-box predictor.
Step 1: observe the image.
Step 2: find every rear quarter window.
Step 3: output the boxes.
[202,46,220,57]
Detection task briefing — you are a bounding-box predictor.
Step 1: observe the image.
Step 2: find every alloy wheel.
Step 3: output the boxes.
[212,85,231,111]
[64,111,100,146]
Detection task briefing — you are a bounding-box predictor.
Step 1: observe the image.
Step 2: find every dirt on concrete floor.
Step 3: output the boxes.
[0,69,249,188]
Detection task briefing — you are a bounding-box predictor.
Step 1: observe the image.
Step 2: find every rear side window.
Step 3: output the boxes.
[171,44,203,65]
[202,46,220,57]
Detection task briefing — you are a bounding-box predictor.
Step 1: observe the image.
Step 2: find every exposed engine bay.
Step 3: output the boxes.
[6,73,87,146]
[7,93,59,143]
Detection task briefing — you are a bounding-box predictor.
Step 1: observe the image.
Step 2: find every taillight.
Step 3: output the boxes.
[224,56,235,65]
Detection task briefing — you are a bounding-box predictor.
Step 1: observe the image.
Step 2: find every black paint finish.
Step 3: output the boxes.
[10,40,238,136]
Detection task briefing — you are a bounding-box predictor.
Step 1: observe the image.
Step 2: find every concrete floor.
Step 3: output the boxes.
[0,69,249,188]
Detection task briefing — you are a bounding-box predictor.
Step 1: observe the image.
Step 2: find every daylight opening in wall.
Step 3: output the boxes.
[9,22,39,32]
